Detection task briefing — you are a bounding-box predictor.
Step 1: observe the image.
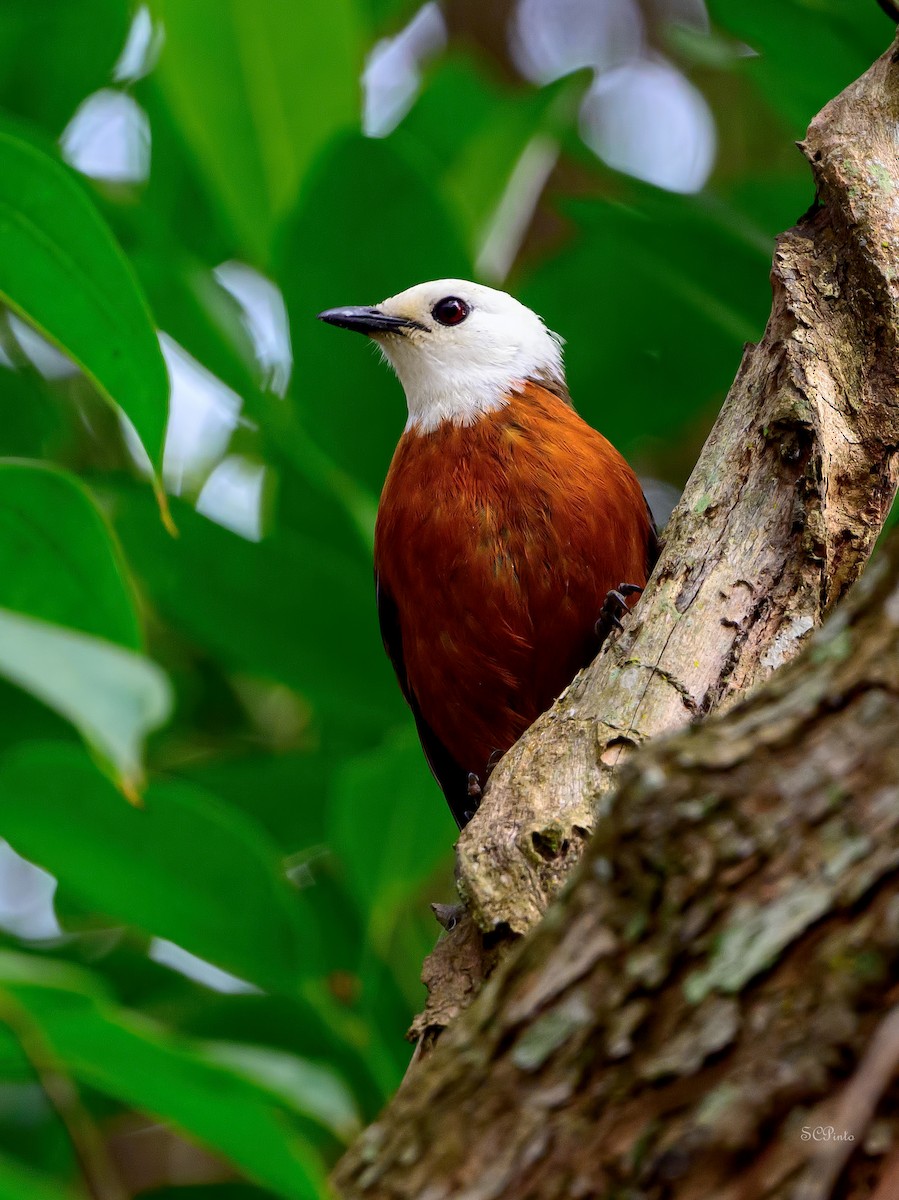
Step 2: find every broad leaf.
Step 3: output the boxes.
[0,460,140,649]
[0,1150,81,1200]
[0,130,168,467]
[0,0,129,132]
[329,729,451,953]
[706,0,889,134]
[112,489,401,735]
[0,613,170,789]
[149,0,364,262]
[203,1041,359,1140]
[0,953,328,1200]
[0,745,318,992]
[521,191,774,455]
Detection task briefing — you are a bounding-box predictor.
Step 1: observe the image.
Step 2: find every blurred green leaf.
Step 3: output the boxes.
[149,0,365,263]
[0,612,170,789]
[0,0,129,132]
[203,1041,359,1140]
[521,190,772,456]
[0,954,329,1199]
[183,750,332,852]
[0,744,317,993]
[279,133,471,493]
[112,489,401,735]
[173,989,390,1121]
[0,1148,80,1200]
[123,79,240,268]
[706,0,890,134]
[0,460,140,649]
[399,63,579,263]
[0,130,169,468]
[129,249,261,405]
[329,729,450,953]
[0,0,888,1189]
[0,364,71,462]
[361,0,420,26]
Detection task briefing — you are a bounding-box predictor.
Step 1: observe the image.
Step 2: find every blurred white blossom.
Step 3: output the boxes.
[214,262,293,398]
[363,3,447,138]
[511,0,643,83]
[61,89,151,184]
[580,55,716,193]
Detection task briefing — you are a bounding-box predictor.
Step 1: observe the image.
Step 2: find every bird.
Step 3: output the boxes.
[318,280,657,829]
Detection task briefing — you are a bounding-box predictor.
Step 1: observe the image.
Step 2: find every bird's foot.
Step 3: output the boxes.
[431,902,464,932]
[595,582,644,643]
[462,772,482,824]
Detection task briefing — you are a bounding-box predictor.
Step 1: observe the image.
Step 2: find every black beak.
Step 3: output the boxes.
[317,305,424,336]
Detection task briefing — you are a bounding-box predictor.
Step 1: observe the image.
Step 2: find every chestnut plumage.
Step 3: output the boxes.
[318,280,657,829]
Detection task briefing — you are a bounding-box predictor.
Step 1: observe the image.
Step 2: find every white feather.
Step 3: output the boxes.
[372,279,566,433]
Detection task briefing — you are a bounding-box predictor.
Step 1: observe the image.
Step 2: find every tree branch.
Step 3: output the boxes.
[412,29,899,1043]
[334,504,899,1200]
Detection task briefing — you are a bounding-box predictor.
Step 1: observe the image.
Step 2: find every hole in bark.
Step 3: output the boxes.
[531,830,568,860]
[601,736,636,766]
[483,922,514,950]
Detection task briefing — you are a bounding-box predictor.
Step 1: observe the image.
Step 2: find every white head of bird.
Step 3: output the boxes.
[318,279,566,434]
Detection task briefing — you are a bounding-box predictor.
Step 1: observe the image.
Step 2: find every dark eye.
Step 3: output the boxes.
[432,296,470,326]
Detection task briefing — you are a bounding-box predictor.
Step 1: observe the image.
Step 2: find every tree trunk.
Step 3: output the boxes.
[411,27,899,1045]
[335,531,899,1200]
[334,28,899,1200]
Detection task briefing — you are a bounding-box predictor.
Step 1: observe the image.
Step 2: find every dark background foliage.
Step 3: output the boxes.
[0,1,891,1194]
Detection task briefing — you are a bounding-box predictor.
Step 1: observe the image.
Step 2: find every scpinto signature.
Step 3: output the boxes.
[801,1127,856,1142]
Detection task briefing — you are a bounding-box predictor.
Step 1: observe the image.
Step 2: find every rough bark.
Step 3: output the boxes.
[411,32,899,1043]
[334,506,899,1200]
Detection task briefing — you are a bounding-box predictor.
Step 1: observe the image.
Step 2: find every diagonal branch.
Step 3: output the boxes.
[411,29,899,1044]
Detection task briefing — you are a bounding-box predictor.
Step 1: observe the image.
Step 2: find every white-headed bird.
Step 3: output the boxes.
[319,280,657,829]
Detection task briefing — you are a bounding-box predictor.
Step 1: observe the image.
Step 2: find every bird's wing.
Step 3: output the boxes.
[375,574,472,829]
[645,499,661,577]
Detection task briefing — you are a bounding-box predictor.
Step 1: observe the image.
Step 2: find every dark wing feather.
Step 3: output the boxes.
[376,575,472,829]
[645,497,661,577]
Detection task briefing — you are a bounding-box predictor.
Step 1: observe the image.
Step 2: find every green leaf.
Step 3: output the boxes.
[111,489,401,736]
[706,0,889,134]
[184,749,333,852]
[329,729,452,954]
[521,191,773,455]
[0,365,71,462]
[202,1041,360,1140]
[0,955,329,1199]
[0,460,140,649]
[149,0,365,263]
[0,130,169,468]
[0,745,318,993]
[0,1149,81,1200]
[0,0,129,133]
[0,612,170,789]
[399,64,579,264]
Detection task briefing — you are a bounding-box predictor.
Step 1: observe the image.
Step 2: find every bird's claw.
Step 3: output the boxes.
[461,772,483,824]
[595,582,644,641]
[431,902,464,932]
